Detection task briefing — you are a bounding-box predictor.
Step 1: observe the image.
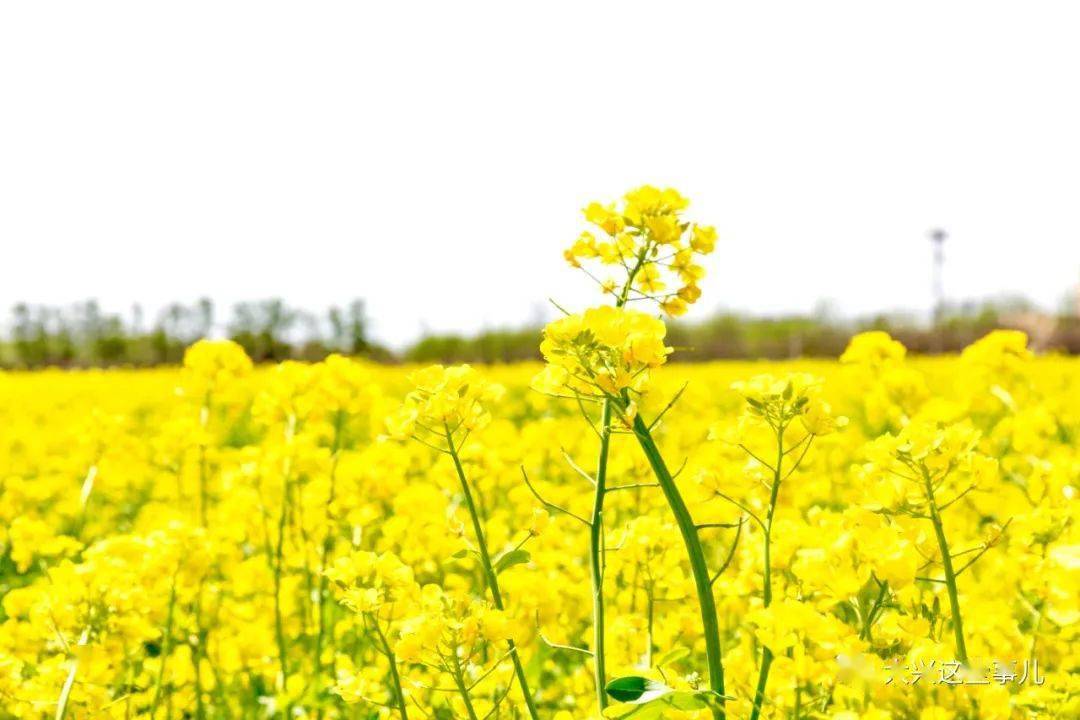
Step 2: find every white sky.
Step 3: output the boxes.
[2,2,1079,348]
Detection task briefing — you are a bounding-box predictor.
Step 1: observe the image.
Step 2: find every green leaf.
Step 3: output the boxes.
[493,549,530,574]
[602,680,728,719]
[605,676,659,703]
[449,548,469,559]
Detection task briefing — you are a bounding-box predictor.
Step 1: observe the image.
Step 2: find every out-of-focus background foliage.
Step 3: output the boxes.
[3,294,1080,368]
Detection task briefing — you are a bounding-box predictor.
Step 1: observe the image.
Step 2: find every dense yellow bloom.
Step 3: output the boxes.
[181,338,253,396]
[0,329,1076,719]
[384,363,503,442]
[839,330,907,366]
[533,306,671,415]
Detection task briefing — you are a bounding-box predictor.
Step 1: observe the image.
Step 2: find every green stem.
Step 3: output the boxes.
[582,272,638,713]
[451,654,481,720]
[645,588,655,668]
[588,398,613,711]
[446,429,541,720]
[372,617,409,720]
[749,422,785,720]
[749,649,773,720]
[860,580,889,642]
[194,393,211,720]
[198,393,211,527]
[315,411,345,716]
[631,415,725,719]
[273,415,297,716]
[150,573,179,718]
[193,587,207,720]
[922,468,968,664]
[55,628,90,720]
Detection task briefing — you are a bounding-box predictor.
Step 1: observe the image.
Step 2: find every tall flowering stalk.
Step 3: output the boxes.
[252,360,323,713]
[538,186,720,715]
[309,354,377,714]
[534,306,729,717]
[862,418,1009,666]
[386,365,541,720]
[718,374,843,720]
[178,340,252,719]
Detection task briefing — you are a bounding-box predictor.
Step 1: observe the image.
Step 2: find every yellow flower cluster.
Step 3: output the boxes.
[532,306,671,424]
[564,185,717,316]
[384,364,504,446]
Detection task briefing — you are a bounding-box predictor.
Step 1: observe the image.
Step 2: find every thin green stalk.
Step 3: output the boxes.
[198,393,211,527]
[273,488,290,696]
[582,247,642,713]
[631,414,725,719]
[860,580,889,642]
[125,657,135,720]
[150,573,179,718]
[446,428,541,720]
[273,414,297,716]
[588,398,613,712]
[192,392,214,720]
[450,653,481,720]
[371,617,409,720]
[645,588,655,668]
[55,628,90,720]
[749,422,785,720]
[315,411,346,717]
[194,586,207,720]
[922,468,968,664]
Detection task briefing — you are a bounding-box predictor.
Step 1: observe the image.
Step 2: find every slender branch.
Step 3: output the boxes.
[921,466,968,664]
[55,628,90,720]
[938,484,977,511]
[648,382,689,431]
[781,435,814,482]
[539,632,595,657]
[548,297,573,316]
[860,580,890,641]
[738,444,777,474]
[574,392,602,439]
[520,467,591,527]
[697,521,744,530]
[410,434,450,455]
[467,649,515,691]
[370,617,409,720]
[710,518,745,586]
[781,433,811,456]
[481,682,515,720]
[447,436,540,720]
[607,483,659,492]
[955,519,1012,576]
[561,448,597,486]
[711,491,765,532]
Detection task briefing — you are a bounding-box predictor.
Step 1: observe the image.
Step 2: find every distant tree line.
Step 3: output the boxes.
[1,298,385,368]
[2,296,1079,369]
[402,296,1080,363]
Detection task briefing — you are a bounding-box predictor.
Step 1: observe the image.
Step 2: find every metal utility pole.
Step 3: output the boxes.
[929,228,947,353]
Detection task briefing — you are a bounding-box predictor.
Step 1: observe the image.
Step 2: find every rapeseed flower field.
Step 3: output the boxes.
[0,188,1076,719]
